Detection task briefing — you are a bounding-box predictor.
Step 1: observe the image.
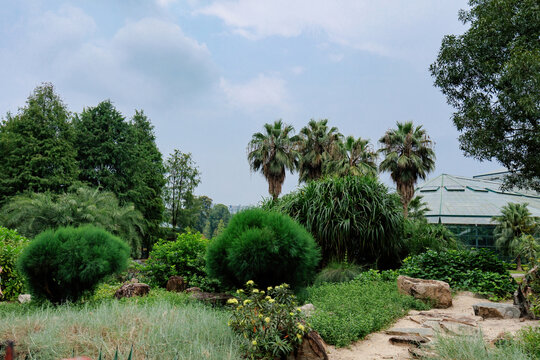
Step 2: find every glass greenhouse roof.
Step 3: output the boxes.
[414,174,540,225]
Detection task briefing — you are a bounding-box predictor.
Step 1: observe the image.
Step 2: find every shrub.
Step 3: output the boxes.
[402,219,459,256]
[0,227,29,301]
[306,279,428,347]
[227,281,310,359]
[144,232,209,287]
[18,225,130,303]
[206,209,320,290]
[516,326,540,359]
[400,249,517,299]
[314,261,363,285]
[263,176,403,268]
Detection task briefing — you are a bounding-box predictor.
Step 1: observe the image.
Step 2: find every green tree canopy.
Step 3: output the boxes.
[203,203,231,239]
[379,121,435,217]
[430,0,540,191]
[296,119,342,183]
[247,120,297,200]
[323,135,377,177]
[0,83,78,203]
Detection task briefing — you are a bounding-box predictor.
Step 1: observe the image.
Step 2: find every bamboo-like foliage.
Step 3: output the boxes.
[0,186,144,256]
[379,121,435,217]
[323,135,377,177]
[264,176,404,267]
[247,120,297,200]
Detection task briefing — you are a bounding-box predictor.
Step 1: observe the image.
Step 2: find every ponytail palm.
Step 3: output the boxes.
[324,136,377,177]
[379,121,435,217]
[297,119,342,182]
[247,120,297,200]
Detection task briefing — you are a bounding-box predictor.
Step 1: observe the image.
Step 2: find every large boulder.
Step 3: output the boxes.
[397,275,452,308]
[166,275,186,292]
[18,294,31,304]
[287,331,328,360]
[473,302,520,319]
[115,282,150,299]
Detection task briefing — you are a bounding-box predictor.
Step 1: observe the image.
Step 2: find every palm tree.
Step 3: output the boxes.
[247,120,297,200]
[297,119,342,182]
[492,202,538,270]
[379,121,435,217]
[408,195,431,220]
[324,136,377,177]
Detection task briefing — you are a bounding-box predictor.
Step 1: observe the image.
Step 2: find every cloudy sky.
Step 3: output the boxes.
[0,0,502,206]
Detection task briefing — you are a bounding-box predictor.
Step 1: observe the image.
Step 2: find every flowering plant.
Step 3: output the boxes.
[227,281,311,359]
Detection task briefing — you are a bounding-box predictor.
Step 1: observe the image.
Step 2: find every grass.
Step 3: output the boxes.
[305,279,429,347]
[424,328,540,360]
[0,292,241,359]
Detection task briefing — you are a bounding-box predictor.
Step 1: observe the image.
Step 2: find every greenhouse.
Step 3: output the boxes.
[415,172,540,249]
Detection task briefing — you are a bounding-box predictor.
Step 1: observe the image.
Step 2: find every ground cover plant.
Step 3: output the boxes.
[227,281,310,359]
[206,208,320,290]
[0,227,28,301]
[0,295,241,359]
[400,249,517,300]
[18,225,130,303]
[305,276,428,347]
[263,176,403,268]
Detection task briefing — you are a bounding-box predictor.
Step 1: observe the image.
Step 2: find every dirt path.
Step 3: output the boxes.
[326,292,539,360]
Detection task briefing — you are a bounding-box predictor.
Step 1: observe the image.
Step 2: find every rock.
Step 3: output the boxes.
[114,282,150,299]
[397,276,452,308]
[292,331,328,360]
[385,327,434,337]
[166,275,186,292]
[389,335,430,346]
[185,287,202,293]
[18,294,31,303]
[191,291,235,305]
[300,303,315,317]
[440,322,478,335]
[472,303,520,319]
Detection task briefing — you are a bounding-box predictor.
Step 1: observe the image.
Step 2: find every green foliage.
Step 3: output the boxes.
[163,149,201,231]
[227,281,310,359]
[314,261,364,285]
[430,0,540,192]
[263,176,403,267]
[378,121,435,217]
[0,186,144,256]
[144,232,209,287]
[247,120,298,200]
[402,219,459,256]
[306,279,428,347]
[400,249,517,300]
[18,225,130,303]
[206,209,320,290]
[515,326,540,359]
[323,135,377,178]
[0,227,29,300]
[354,269,400,282]
[203,204,231,239]
[0,83,78,203]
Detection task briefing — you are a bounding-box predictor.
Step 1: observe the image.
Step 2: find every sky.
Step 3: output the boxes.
[0,0,503,206]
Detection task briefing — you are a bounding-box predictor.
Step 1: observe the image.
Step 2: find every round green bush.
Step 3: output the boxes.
[18,225,130,303]
[0,227,29,301]
[263,176,403,267]
[206,209,320,289]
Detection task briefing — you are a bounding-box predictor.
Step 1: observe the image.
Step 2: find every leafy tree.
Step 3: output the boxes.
[73,100,132,197]
[323,135,377,177]
[430,0,540,191]
[492,202,538,270]
[124,110,166,249]
[193,195,213,233]
[247,120,297,200]
[163,149,201,231]
[0,186,144,256]
[0,83,78,203]
[297,119,342,182]
[203,204,231,239]
[378,121,435,218]
[516,234,540,266]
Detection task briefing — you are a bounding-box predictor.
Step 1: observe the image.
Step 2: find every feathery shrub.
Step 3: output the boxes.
[206,209,320,289]
[18,225,130,303]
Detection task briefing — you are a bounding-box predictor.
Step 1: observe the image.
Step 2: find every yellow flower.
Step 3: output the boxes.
[296,307,302,312]
[290,312,295,316]
[297,323,305,332]
[246,280,255,286]
[243,299,251,305]
[258,314,263,318]
[260,290,265,294]
[227,320,232,326]
[252,289,259,293]
[297,334,303,340]
[236,289,244,294]
[268,298,275,303]
[252,340,257,346]
[267,286,273,291]
[265,296,272,300]
[265,317,271,323]
[227,298,239,305]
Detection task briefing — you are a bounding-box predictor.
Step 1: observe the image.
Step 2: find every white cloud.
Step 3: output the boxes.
[197,0,466,60]
[291,66,305,75]
[328,53,344,63]
[155,0,178,7]
[220,74,290,112]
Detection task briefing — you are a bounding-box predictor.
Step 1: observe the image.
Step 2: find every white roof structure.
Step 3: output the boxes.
[415,174,540,225]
